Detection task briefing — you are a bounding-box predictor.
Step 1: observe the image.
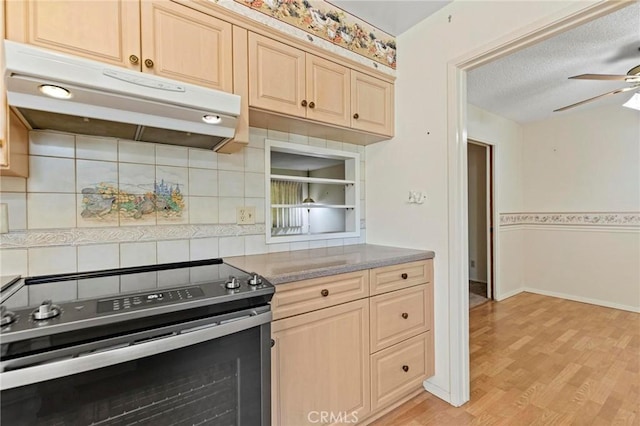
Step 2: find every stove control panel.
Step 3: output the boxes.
[97,287,205,313]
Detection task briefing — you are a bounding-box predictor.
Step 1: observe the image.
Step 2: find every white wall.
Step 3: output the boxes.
[467,143,487,282]
[521,104,640,311]
[366,0,598,403]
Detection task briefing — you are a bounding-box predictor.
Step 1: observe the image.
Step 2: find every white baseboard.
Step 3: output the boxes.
[422,380,454,406]
[522,287,640,313]
[494,287,524,301]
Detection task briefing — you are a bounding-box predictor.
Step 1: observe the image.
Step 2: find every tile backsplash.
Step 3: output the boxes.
[0,127,366,282]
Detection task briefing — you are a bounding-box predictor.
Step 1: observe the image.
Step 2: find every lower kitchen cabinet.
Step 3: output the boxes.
[271,299,371,426]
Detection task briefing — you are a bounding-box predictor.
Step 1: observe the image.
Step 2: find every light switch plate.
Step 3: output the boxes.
[236,207,256,225]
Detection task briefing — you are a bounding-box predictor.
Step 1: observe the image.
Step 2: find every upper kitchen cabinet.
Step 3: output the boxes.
[351,71,394,136]
[5,0,141,70]
[306,55,351,128]
[6,0,233,92]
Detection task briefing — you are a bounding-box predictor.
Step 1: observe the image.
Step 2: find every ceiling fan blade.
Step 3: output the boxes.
[553,86,638,112]
[569,74,640,82]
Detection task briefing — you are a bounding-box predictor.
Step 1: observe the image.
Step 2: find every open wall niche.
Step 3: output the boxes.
[265,139,360,244]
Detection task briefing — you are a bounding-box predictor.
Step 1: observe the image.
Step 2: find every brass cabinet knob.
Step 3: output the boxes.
[321,289,329,297]
[402,365,409,372]
[301,100,308,107]
[309,101,315,109]
[401,273,408,280]
[144,58,154,68]
[401,312,408,319]
[129,54,139,64]
[353,113,359,119]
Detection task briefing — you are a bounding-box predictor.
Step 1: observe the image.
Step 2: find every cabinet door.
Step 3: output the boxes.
[248,33,306,118]
[272,299,370,425]
[306,55,351,127]
[350,71,394,136]
[141,1,233,92]
[6,0,141,70]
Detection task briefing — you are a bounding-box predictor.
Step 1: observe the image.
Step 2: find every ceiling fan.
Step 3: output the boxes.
[554,64,640,112]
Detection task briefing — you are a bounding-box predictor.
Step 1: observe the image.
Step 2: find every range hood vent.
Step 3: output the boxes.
[4,41,241,150]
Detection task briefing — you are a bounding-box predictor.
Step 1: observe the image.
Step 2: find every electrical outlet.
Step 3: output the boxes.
[470,260,475,268]
[236,207,256,225]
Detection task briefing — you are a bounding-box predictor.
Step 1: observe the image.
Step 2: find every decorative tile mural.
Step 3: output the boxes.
[233,0,397,69]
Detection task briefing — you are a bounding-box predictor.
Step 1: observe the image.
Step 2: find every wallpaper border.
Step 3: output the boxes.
[500,212,640,228]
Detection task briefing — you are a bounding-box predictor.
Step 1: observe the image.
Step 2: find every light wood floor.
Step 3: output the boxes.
[371,292,640,425]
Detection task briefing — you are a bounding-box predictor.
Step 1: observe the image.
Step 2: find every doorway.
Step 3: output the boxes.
[467,141,494,309]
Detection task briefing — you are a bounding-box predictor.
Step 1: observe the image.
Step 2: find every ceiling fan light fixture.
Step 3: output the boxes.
[622,93,640,111]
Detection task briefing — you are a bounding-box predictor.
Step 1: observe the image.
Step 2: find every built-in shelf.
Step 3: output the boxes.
[270,174,356,185]
[272,204,356,209]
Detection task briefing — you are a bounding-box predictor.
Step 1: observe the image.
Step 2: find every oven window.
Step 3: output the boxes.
[1,326,266,425]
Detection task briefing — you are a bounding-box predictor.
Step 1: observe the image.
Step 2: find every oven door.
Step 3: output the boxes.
[0,307,271,426]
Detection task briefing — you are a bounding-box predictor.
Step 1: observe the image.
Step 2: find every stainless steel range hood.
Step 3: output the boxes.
[4,40,241,150]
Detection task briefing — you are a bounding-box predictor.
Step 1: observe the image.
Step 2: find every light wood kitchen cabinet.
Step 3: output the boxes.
[351,71,394,136]
[6,0,233,92]
[248,33,352,128]
[271,299,371,426]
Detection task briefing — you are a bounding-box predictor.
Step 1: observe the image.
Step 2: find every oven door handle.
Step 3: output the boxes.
[0,310,271,391]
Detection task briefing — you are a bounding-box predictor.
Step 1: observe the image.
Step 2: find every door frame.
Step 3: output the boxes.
[444,1,628,407]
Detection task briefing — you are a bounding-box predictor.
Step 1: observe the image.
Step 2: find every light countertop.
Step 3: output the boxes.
[225,244,434,285]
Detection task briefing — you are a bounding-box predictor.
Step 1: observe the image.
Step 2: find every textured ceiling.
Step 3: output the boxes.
[467,2,640,124]
[328,0,451,36]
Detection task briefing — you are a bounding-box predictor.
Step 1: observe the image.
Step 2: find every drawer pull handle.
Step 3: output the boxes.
[401,273,408,279]
[401,312,409,319]
[321,289,329,297]
[402,365,409,372]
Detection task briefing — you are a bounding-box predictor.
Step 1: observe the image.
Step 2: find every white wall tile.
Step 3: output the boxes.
[188,148,217,169]
[0,249,28,276]
[326,140,343,150]
[244,148,265,173]
[118,140,155,164]
[29,281,77,305]
[0,177,26,192]
[361,180,365,200]
[118,163,155,194]
[120,241,156,267]
[268,242,290,253]
[188,197,218,224]
[190,237,219,260]
[219,197,244,224]
[77,244,119,272]
[76,135,118,161]
[289,133,309,145]
[248,127,267,148]
[244,235,267,255]
[308,137,326,148]
[342,143,359,153]
[357,145,365,156]
[157,240,190,263]
[0,192,27,230]
[245,173,265,198]
[218,171,244,197]
[218,151,245,171]
[29,246,77,275]
[156,145,188,167]
[267,129,289,141]
[326,238,344,247]
[27,193,76,229]
[344,237,360,246]
[78,276,120,299]
[219,236,245,257]
[245,198,265,223]
[120,271,157,292]
[358,229,366,244]
[27,156,76,193]
[29,131,75,158]
[157,166,189,195]
[190,168,217,196]
[290,241,310,251]
[309,240,328,249]
[76,160,118,193]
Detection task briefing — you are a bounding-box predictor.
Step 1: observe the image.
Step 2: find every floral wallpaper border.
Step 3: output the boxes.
[500,212,640,228]
[0,220,366,249]
[213,0,396,75]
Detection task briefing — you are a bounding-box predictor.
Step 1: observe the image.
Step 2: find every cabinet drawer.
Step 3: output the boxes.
[271,270,369,320]
[371,332,431,411]
[370,284,431,353]
[370,259,431,295]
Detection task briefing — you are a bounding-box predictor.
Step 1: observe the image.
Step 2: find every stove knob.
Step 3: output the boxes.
[225,276,241,290]
[248,274,262,286]
[32,300,61,321]
[1,306,17,327]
